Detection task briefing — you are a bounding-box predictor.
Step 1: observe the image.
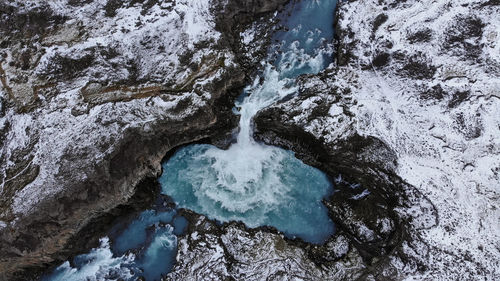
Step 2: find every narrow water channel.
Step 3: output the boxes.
[42,1,338,280]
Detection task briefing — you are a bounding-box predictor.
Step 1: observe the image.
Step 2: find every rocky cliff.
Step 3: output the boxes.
[0,0,288,279]
[1,0,498,280]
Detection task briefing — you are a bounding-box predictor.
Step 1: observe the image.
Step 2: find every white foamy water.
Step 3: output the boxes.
[161,0,338,244]
[42,210,185,281]
[42,238,135,281]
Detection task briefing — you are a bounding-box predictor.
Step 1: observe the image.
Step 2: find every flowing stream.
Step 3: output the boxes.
[42,1,338,280]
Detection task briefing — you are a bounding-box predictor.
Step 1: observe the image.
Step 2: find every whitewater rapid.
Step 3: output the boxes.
[160,0,337,243]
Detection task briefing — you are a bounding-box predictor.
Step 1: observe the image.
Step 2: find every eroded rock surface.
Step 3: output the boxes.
[1,0,498,280]
[165,211,367,281]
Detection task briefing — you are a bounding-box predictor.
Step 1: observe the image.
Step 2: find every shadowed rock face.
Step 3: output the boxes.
[0,0,289,279]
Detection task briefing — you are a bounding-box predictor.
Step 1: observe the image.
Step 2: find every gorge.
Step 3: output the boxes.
[0,0,498,280]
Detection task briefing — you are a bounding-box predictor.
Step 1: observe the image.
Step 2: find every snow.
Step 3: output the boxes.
[256,0,499,279]
[328,104,343,116]
[0,0,232,217]
[240,29,256,45]
[350,189,370,200]
[1,0,498,279]
[339,0,499,278]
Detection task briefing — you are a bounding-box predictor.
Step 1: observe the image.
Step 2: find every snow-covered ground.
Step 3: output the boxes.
[344,1,499,278]
[261,0,499,279]
[0,0,229,220]
[0,0,498,279]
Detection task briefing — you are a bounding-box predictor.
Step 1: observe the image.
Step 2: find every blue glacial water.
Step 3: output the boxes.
[274,0,337,78]
[41,208,187,281]
[160,144,334,243]
[42,0,337,280]
[160,0,337,245]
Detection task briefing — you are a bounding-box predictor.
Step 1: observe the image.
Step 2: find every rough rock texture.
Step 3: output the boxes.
[0,0,288,279]
[254,0,499,280]
[165,211,367,281]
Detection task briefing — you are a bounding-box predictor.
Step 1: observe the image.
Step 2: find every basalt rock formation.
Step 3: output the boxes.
[1,0,498,280]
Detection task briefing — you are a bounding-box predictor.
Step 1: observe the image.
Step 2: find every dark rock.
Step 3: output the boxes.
[42,52,95,80]
[335,5,357,67]
[0,3,67,39]
[448,90,469,108]
[335,25,357,66]
[372,13,388,34]
[67,0,93,6]
[407,28,432,44]
[104,0,124,17]
[446,15,484,44]
[444,15,485,60]
[372,52,391,68]
[420,85,446,101]
[454,112,483,140]
[212,0,290,70]
[479,0,500,6]
[401,54,436,80]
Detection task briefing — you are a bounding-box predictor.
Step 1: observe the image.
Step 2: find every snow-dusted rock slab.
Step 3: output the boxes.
[165,212,367,281]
